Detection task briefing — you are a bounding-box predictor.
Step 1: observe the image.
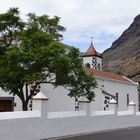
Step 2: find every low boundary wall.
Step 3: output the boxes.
[0,95,139,140]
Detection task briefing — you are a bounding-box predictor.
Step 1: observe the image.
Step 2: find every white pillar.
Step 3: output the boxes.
[129,101,136,115]
[109,99,117,115]
[33,91,49,118]
[79,100,90,116]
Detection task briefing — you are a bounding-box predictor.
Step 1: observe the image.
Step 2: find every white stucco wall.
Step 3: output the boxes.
[83,56,102,70]
[41,84,75,112]
[0,84,75,112]
[91,77,138,111]
[0,98,140,140]
[39,77,138,112]
[0,88,12,97]
[14,95,23,111]
[0,77,138,113]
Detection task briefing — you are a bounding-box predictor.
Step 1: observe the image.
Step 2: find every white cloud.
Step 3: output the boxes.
[0,0,140,52]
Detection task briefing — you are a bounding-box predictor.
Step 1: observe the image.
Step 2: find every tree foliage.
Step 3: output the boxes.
[0,8,97,111]
[0,8,24,51]
[64,48,97,101]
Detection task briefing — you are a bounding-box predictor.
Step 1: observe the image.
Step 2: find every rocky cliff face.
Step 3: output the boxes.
[102,15,140,82]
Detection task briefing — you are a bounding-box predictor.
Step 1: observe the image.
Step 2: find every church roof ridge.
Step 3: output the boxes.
[84,68,137,85]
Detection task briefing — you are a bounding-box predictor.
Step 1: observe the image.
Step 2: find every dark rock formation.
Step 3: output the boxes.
[102,15,140,82]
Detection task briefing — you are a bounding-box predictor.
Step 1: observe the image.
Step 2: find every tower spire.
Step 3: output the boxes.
[85,37,96,56]
[91,36,93,46]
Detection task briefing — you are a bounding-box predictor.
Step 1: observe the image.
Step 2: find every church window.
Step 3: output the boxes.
[127,94,129,106]
[85,63,91,68]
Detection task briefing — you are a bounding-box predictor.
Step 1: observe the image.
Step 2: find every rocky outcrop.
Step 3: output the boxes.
[102,15,140,82]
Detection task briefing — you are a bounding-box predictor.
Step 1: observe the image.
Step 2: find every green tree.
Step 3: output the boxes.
[65,48,97,110]
[0,8,24,51]
[0,8,97,111]
[66,48,97,100]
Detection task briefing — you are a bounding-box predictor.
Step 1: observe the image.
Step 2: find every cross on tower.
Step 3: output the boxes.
[91,36,93,46]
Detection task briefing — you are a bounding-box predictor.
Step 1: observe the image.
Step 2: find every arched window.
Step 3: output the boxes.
[127,94,129,106]
[85,63,91,68]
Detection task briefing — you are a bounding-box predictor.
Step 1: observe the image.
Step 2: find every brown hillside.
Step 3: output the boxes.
[102,15,140,82]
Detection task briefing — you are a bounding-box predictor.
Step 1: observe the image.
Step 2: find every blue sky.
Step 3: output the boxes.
[64,32,118,53]
[1,0,140,53]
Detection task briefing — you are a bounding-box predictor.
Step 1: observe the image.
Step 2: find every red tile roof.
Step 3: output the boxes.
[81,43,103,58]
[85,43,96,56]
[85,68,136,85]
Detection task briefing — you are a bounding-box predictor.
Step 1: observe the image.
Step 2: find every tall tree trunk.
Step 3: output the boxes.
[22,100,28,111]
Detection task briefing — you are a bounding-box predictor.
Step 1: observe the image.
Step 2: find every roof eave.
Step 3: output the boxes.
[95,75,138,86]
[81,53,103,58]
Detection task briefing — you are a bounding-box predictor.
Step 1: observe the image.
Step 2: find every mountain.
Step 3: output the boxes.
[102,15,140,82]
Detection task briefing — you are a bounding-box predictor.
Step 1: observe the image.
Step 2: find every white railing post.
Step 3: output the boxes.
[109,99,117,115]
[129,101,136,115]
[33,91,49,118]
[79,100,90,117]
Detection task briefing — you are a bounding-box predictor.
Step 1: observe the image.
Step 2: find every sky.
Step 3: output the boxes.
[1,0,140,53]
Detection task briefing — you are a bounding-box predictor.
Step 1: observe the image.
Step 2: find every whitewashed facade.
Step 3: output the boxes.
[39,73,138,112]
[39,41,138,112]
[0,41,138,112]
[90,76,138,111]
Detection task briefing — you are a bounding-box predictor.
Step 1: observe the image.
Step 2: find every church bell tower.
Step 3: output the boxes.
[81,37,103,70]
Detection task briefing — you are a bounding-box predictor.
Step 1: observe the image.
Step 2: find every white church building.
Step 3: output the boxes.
[40,40,138,112]
[0,40,138,112]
